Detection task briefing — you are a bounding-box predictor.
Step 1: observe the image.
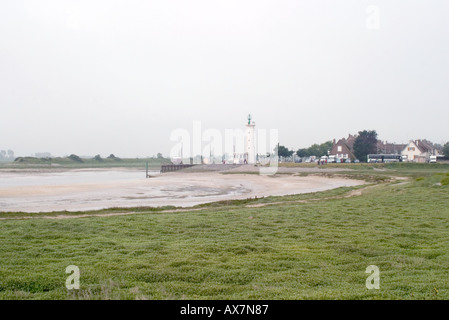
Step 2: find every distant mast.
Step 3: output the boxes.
[245,114,256,164]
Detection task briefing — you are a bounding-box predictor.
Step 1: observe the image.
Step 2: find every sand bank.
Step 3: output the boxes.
[0,169,364,213]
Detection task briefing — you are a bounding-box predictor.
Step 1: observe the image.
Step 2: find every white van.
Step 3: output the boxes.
[430,155,437,163]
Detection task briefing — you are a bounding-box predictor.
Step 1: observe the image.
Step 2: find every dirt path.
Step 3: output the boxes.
[244,183,382,208]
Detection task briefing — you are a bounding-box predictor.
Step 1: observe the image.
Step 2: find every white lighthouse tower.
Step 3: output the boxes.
[245,114,256,164]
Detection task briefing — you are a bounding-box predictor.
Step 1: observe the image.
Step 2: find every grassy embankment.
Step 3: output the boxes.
[0,155,171,169]
[0,163,449,299]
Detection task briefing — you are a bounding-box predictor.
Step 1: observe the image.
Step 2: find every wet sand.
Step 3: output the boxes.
[0,169,365,213]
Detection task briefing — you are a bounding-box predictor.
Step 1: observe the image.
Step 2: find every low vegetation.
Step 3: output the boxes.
[6,155,171,169]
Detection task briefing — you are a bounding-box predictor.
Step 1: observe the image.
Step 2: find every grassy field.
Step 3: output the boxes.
[0,164,449,300]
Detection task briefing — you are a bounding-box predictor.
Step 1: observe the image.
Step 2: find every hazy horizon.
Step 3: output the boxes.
[1,0,448,158]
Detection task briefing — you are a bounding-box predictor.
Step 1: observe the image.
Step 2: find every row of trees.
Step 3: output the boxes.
[275,142,334,159]
[92,154,122,162]
[296,141,334,158]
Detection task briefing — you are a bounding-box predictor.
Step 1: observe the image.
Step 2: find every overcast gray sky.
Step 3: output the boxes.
[1,0,448,158]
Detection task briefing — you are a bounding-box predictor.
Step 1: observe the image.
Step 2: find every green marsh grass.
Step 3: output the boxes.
[0,167,449,300]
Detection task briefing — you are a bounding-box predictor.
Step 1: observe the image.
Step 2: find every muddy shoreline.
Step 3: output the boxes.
[0,167,365,213]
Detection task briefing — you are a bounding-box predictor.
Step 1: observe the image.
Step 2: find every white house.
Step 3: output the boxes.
[401,140,440,163]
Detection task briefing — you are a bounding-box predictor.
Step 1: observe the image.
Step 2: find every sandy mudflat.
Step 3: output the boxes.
[0,168,364,213]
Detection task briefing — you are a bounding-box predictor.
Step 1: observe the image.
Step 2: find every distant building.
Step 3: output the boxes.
[330,135,408,162]
[376,141,407,155]
[245,114,256,164]
[233,114,256,164]
[401,139,441,162]
[329,135,357,161]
